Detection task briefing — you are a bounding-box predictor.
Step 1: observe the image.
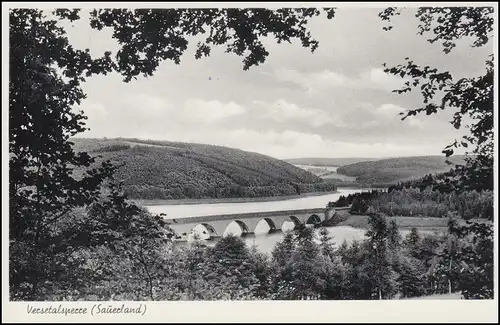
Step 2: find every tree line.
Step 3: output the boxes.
[329,171,493,220]
[124,181,337,200]
[12,202,492,301]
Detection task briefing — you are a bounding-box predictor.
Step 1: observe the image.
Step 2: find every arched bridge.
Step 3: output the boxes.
[165,207,349,241]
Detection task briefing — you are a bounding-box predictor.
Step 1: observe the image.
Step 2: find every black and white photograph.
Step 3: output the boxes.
[3,1,498,322]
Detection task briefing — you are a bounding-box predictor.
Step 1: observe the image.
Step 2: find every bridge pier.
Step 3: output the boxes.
[166,207,351,241]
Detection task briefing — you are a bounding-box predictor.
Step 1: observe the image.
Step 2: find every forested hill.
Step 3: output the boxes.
[336,155,468,185]
[71,138,337,200]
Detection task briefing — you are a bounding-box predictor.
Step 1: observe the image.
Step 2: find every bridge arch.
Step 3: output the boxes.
[306,214,322,227]
[254,218,278,235]
[190,223,218,240]
[281,215,303,232]
[223,220,251,237]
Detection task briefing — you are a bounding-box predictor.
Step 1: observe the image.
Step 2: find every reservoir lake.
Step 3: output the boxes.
[144,188,439,254]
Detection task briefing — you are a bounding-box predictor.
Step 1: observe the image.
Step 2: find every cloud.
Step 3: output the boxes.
[253,99,339,127]
[273,67,406,94]
[78,95,248,139]
[407,117,425,128]
[333,102,427,133]
[361,68,407,92]
[242,130,439,159]
[68,7,488,160]
[258,129,438,158]
[128,94,172,117]
[130,127,441,160]
[78,102,108,120]
[376,103,425,128]
[274,69,351,94]
[181,99,246,124]
[79,93,444,158]
[376,103,406,116]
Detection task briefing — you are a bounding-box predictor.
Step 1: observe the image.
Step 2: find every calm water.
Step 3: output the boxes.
[176,226,433,255]
[142,188,431,254]
[294,164,339,173]
[145,188,371,219]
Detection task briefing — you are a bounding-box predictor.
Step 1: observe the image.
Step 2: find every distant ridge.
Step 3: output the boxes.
[71,138,337,200]
[285,157,380,167]
[336,155,468,185]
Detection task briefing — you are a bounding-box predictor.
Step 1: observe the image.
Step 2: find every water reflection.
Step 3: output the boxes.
[254,219,273,235]
[182,226,442,255]
[223,221,244,237]
[244,226,368,254]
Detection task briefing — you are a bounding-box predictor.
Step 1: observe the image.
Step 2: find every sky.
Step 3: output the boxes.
[64,7,493,160]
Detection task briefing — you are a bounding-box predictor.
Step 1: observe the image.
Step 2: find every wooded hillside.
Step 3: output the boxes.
[72,138,337,200]
[336,155,468,185]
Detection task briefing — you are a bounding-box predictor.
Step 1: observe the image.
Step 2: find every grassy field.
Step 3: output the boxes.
[336,214,489,232]
[337,214,450,231]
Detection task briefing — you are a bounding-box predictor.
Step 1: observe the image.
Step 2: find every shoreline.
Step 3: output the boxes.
[133,190,343,207]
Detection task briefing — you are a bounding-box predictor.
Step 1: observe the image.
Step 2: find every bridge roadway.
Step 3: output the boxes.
[165,206,350,240]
